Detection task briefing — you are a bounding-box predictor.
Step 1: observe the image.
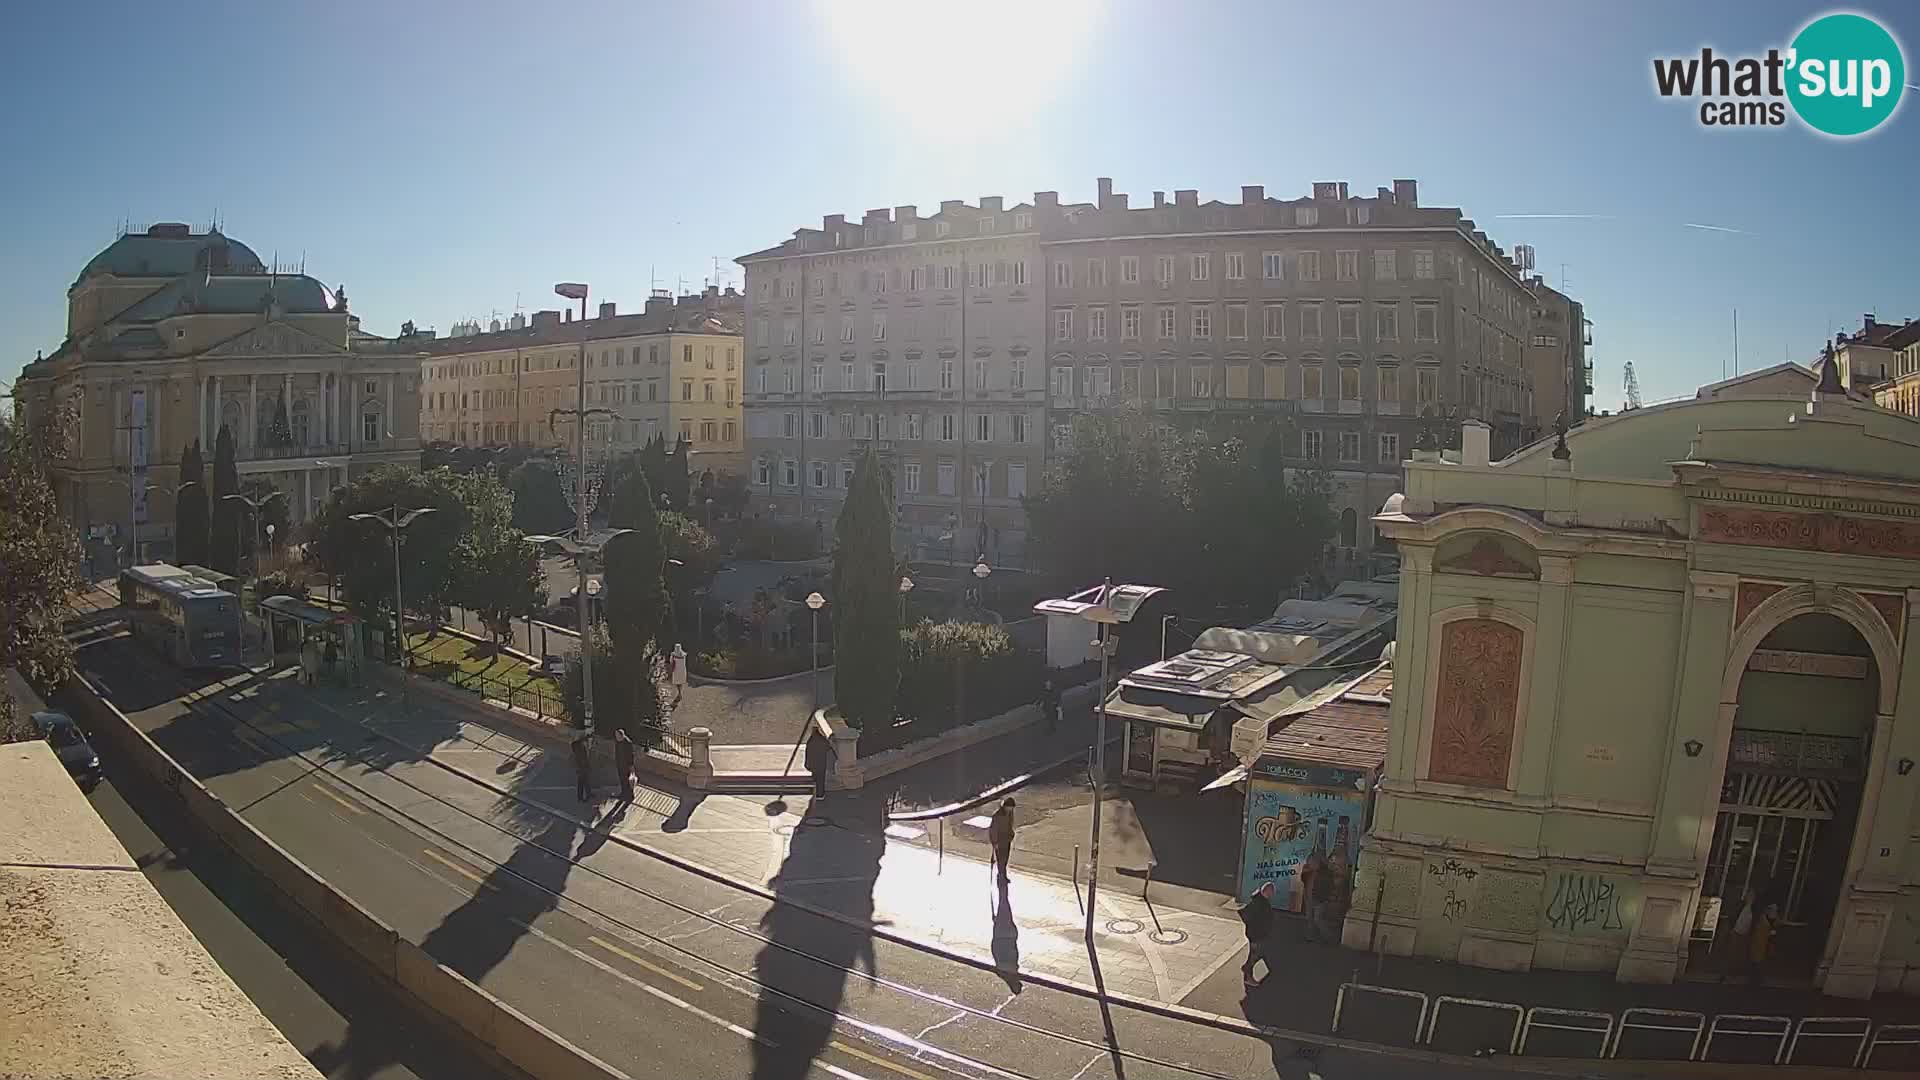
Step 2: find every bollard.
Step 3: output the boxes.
[1073,844,1083,914]
[687,726,714,789]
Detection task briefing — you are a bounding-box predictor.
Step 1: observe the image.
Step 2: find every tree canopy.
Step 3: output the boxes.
[450,470,544,643]
[603,466,671,655]
[0,399,84,739]
[174,440,207,567]
[507,458,573,536]
[207,426,240,574]
[829,448,900,729]
[307,465,469,619]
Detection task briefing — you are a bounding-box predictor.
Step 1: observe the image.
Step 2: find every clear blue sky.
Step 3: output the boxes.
[3,0,1916,406]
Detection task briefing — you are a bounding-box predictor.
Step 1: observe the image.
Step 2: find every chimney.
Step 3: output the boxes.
[1097,177,1113,207]
[1313,181,1340,201]
[531,309,560,330]
[563,309,573,323]
[1864,313,1877,330]
[1377,186,1392,201]
[980,196,1003,212]
[1034,190,1058,208]
[1337,182,1349,200]
[895,204,917,221]
[1393,179,1418,207]
[1461,420,1491,467]
[863,208,891,225]
[1112,192,1128,210]
[1241,185,1264,204]
[1174,189,1198,207]
[598,301,616,319]
[940,199,963,214]
[823,213,845,230]
[645,292,672,316]
[1153,191,1165,209]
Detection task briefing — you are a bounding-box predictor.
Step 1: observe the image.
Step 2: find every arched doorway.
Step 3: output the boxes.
[1697,612,1878,980]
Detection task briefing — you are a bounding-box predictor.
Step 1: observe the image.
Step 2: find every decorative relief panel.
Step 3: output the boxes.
[1428,618,1524,787]
[1435,535,1538,579]
[1864,592,1905,644]
[1734,581,1785,629]
[1701,507,1920,561]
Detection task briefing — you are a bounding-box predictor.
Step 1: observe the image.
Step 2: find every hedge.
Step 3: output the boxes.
[861,620,1043,755]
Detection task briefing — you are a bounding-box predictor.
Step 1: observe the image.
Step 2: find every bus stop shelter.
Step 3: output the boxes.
[259,595,365,686]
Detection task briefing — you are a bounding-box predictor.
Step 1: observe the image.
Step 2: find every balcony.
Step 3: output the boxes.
[242,441,351,462]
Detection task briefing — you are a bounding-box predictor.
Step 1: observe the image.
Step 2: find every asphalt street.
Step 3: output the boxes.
[73,628,1599,1080]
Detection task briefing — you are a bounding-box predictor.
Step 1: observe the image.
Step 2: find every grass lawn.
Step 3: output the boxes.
[404,627,563,710]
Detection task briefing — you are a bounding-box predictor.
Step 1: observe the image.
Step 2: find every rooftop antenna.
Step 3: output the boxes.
[1732,307,1740,377]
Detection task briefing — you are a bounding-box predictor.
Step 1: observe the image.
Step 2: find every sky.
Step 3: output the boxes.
[3,0,1917,407]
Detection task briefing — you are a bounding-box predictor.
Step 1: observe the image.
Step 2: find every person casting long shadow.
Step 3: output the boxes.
[990,876,1022,994]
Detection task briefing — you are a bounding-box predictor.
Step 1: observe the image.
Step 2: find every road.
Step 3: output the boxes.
[73,628,1577,1080]
[84,756,504,1080]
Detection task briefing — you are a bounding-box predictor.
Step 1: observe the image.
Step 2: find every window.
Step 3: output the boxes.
[1087,259,1106,287]
[1303,429,1323,459]
[1532,333,1560,348]
[811,460,828,488]
[1263,361,1289,400]
[873,313,886,341]
[783,368,796,393]
[979,215,996,234]
[1417,366,1438,408]
[1375,304,1399,342]
[972,463,988,497]
[937,462,956,495]
[842,361,855,388]
[1379,433,1400,464]
[650,344,661,365]
[1191,366,1212,398]
[652,380,663,401]
[941,264,957,290]
[1300,303,1322,340]
[1120,364,1141,399]
[1009,259,1029,286]
[812,323,826,344]
[1088,364,1111,398]
[840,461,855,489]
[1336,250,1358,281]
[1054,308,1074,341]
[1262,251,1284,280]
[935,220,951,238]
[704,381,716,402]
[1120,255,1139,284]
[783,321,798,346]
[1013,211,1032,230]
[1339,431,1360,462]
[1051,366,1073,399]
[1225,252,1245,280]
[1414,303,1439,342]
[909,267,924,291]
[1155,364,1176,399]
[1264,303,1286,340]
[904,413,922,439]
[723,420,736,442]
[1373,250,1396,281]
[1295,206,1319,226]
[685,345,694,364]
[1226,364,1250,399]
[1121,306,1141,341]
[904,462,922,493]
[362,410,381,444]
[940,358,955,390]
[726,348,736,370]
[1011,412,1028,443]
[1155,254,1175,285]
[365,379,379,395]
[781,459,798,486]
[701,420,717,443]
[972,357,987,388]
[1340,364,1361,402]
[682,379,694,401]
[809,362,824,392]
[1298,250,1321,281]
[841,317,854,342]
[940,413,957,441]
[1303,364,1323,400]
[1011,357,1026,389]
[1007,462,1027,499]
[1413,250,1435,279]
[1157,305,1177,340]
[1337,304,1360,341]
[974,413,990,441]
[902,223,917,242]
[1087,307,1107,341]
[1226,303,1248,340]
[1192,306,1212,340]
[1190,253,1210,282]
[1054,261,1072,288]
[755,459,771,486]
[1378,366,1399,403]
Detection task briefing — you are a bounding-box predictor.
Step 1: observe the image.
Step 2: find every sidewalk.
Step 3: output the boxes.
[287,672,1252,1009]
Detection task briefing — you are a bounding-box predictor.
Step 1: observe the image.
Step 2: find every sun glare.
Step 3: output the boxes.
[814,0,1100,131]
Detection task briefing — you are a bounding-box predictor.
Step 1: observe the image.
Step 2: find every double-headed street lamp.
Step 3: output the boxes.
[112,475,200,566]
[527,529,631,739]
[349,506,439,703]
[223,489,288,579]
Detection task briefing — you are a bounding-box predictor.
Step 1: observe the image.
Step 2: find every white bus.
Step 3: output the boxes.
[118,564,241,668]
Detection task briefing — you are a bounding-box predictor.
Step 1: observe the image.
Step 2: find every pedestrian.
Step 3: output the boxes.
[1041,678,1060,733]
[669,643,688,706]
[613,727,636,802]
[1239,880,1277,987]
[1314,848,1350,944]
[804,725,834,803]
[988,798,1016,883]
[1746,900,1779,983]
[1300,842,1329,935]
[570,735,592,803]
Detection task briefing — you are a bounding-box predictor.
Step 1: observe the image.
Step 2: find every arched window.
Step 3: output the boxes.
[220,400,242,440]
[1339,507,1358,548]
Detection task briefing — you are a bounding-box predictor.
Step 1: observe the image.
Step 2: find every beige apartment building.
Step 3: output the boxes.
[1525,278,1590,423]
[1043,178,1543,569]
[737,197,1051,564]
[420,288,746,475]
[14,224,424,554]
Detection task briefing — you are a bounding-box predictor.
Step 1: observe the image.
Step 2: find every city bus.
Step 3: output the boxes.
[118,563,242,668]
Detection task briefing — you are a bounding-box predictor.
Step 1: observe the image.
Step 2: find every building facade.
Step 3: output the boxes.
[14,224,424,555]
[1870,332,1920,418]
[738,198,1051,564]
[739,179,1572,569]
[1042,178,1544,568]
[1346,385,1920,998]
[1525,279,1589,423]
[419,288,745,473]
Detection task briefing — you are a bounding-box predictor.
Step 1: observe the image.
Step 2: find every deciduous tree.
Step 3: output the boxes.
[450,471,543,644]
[308,466,468,623]
[0,401,84,740]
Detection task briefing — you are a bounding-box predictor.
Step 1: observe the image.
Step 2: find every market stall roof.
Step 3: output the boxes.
[1103,684,1217,733]
[1260,695,1390,773]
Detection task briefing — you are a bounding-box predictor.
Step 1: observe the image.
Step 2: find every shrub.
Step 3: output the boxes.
[868,620,1043,755]
[690,644,831,680]
[559,624,667,746]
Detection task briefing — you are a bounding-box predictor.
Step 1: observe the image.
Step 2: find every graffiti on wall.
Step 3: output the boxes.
[1543,871,1631,935]
[1426,858,1479,923]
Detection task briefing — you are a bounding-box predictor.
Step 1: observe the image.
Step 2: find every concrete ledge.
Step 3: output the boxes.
[857,703,1040,783]
[58,675,629,1080]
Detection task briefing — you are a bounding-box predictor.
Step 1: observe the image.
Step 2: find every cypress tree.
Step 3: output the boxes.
[175,440,208,567]
[208,426,241,574]
[830,448,899,729]
[603,467,671,657]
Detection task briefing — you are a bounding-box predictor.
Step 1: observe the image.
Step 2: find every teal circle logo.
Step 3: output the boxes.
[1787,13,1905,136]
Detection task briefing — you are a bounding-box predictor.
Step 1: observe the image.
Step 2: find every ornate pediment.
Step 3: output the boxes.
[1434,535,1539,579]
[202,321,346,358]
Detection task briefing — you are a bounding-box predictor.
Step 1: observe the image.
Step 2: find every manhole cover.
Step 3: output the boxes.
[1104,917,1144,935]
[1148,928,1189,945]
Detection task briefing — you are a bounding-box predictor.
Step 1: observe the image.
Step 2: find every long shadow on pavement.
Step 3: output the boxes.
[750,794,884,1080]
[418,812,582,985]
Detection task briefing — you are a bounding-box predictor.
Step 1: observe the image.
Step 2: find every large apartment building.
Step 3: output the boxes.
[419,287,746,474]
[737,198,1052,564]
[1525,278,1590,423]
[740,178,1572,569]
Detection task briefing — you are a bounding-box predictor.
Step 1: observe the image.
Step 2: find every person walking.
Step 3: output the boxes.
[804,726,834,804]
[613,727,636,802]
[669,643,688,707]
[1746,900,1780,983]
[988,798,1017,883]
[1239,880,1277,987]
[570,735,592,803]
[1041,678,1060,733]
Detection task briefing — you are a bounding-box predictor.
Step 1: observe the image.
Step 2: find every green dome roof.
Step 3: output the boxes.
[74,225,265,286]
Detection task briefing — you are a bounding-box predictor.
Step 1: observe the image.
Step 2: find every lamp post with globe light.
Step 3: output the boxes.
[972,557,992,615]
[898,575,914,624]
[348,506,439,704]
[805,591,827,711]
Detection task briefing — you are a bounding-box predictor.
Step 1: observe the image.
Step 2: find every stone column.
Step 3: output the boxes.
[282,374,293,446]
[246,374,258,452]
[210,374,222,443]
[687,727,713,789]
[386,374,396,444]
[1516,555,1572,796]
[196,375,207,449]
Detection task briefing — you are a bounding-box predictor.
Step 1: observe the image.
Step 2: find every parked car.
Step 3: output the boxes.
[32,711,101,785]
[527,655,568,679]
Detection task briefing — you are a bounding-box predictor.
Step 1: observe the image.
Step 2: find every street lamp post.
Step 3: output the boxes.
[897,575,914,624]
[349,505,439,704]
[113,476,201,565]
[526,530,631,737]
[972,557,992,614]
[1161,613,1177,661]
[805,591,827,712]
